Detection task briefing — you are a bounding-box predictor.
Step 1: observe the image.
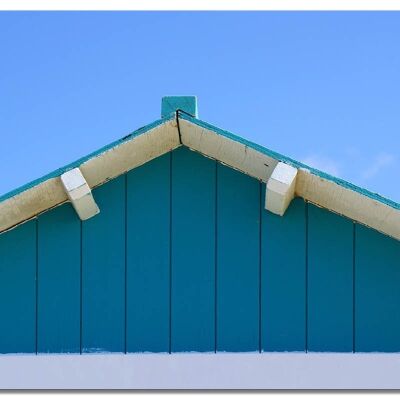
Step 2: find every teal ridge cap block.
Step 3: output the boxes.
[161,96,198,118]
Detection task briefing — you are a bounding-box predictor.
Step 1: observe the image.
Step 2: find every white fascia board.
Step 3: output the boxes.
[2,114,400,242]
[0,119,180,233]
[0,178,67,233]
[178,118,279,182]
[296,169,400,240]
[60,168,99,220]
[1,353,400,389]
[79,118,179,188]
[179,118,400,240]
[265,162,298,216]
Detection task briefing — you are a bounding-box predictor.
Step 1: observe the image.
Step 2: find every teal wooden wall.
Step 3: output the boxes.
[0,146,399,353]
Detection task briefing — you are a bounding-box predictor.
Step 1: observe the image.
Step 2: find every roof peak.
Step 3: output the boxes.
[161,96,198,118]
[1,97,400,241]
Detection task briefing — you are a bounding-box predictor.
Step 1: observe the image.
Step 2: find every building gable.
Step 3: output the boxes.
[1,97,399,243]
[1,146,399,355]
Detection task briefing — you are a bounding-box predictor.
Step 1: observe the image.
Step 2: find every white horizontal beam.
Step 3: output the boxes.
[0,353,400,389]
[60,168,99,220]
[265,162,298,216]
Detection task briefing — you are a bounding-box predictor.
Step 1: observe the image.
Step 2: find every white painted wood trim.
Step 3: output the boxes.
[179,118,279,182]
[60,168,99,220]
[179,119,400,240]
[296,169,400,240]
[265,162,298,216]
[0,119,180,233]
[0,353,400,389]
[1,116,400,242]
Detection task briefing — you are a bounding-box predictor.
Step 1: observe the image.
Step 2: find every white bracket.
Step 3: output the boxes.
[60,168,100,220]
[265,162,298,216]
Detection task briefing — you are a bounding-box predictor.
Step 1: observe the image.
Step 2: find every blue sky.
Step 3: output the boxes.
[1,12,399,201]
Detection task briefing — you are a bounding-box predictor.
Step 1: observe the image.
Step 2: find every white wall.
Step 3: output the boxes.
[0,353,399,389]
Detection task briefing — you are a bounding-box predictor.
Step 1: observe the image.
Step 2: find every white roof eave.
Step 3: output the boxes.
[1,115,399,242]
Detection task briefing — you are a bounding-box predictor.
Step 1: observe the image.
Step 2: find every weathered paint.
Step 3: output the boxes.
[179,112,400,211]
[1,148,400,354]
[2,109,400,242]
[0,118,179,234]
[355,224,400,352]
[0,117,170,204]
[179,115,400,241]
[180,117,279,185]
[0,220,36,353]
[261,194,306,351]
[126,154,170,353]
[171,147,216,352]
[37,204,81,353]
[82,176,125,353]
[217,164,260,352]
[307,204,353,352]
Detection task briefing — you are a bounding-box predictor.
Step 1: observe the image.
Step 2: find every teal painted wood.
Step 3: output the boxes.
[126,153,170,352]
[4,150,400,355]
[161,96,197,118]
[0,220,36,353]
[261,194,306,351]
[37,204,81,353]
[217,164,260,352]
[82,176,126,353]
[171,147,216,352]
[355,224,400,352]
[307,204,353,352]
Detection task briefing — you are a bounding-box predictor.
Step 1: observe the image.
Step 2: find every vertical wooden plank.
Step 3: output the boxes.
[82,176,125,353]
[355,224,400,352]
[126,153,170,352]
[262,194,306,351]
[217,164,260,352]
[307,204,353,352]
[37,203,81,353]
[171,147,216,352]
[0,220,36,353]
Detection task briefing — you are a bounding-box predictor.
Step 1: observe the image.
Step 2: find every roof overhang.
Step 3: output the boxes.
[0,117,179,233]
[1,107,400,241]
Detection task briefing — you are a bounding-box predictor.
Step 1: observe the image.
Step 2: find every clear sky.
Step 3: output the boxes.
[1,12,399,201]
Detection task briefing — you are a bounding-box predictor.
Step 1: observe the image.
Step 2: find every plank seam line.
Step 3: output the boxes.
[175,111,182,145]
